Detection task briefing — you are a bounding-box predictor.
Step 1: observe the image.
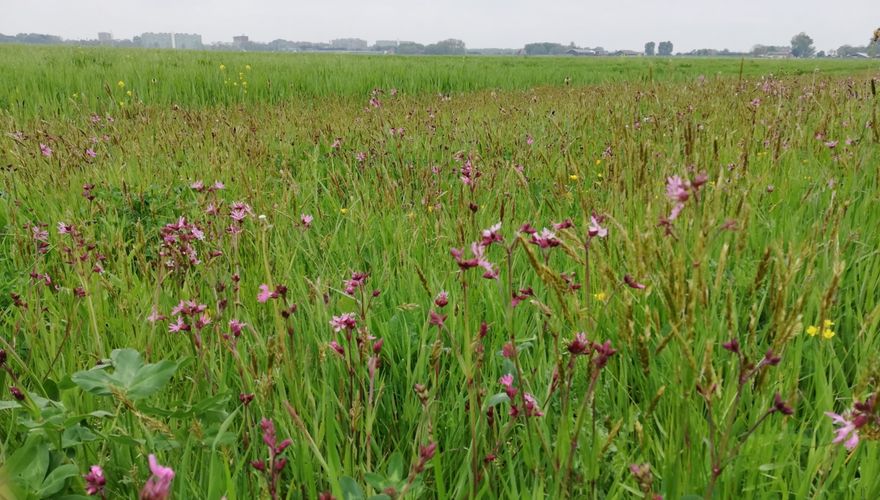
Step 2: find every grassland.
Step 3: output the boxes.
[1,45,879,499]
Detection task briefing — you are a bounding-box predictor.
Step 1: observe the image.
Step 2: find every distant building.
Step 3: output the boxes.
[133,32,202,50]
[330,38,368,51]
[762,47,792,58]
[374,40,398,48]
[174,33,202,50]
[233,35,249,47]
[566,48,597,56]
[137,32,173,49]
[613,50,643,57]
[98,32,113,43]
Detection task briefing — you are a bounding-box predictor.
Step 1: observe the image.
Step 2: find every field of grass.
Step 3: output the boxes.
[1,45,880,499]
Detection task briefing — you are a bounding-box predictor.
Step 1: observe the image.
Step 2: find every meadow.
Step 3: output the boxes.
[0,45,879,499]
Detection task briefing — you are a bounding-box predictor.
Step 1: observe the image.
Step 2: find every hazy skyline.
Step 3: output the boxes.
[2,0,877,52]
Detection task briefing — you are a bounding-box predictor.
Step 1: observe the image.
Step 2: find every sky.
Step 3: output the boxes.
[2,0,877,52]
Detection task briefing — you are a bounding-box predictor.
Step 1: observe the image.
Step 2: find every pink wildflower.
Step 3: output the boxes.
[480,222,503,246]
[330,313,357,332]
[40,143,52,157]
[530,228,560,249]
[825,412,859,450]
[666,176,689,202]
[588,216,608,238]
[83,465,106,496]
[257,284,276,303]
[140,454,174,500]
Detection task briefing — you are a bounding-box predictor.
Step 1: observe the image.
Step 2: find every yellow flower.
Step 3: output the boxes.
[569,174,579,181]
[427,205,434,213]
[117,80,125,88]
[594,292,607,302]
[822,329,835,340]
[219,64,226,71]
[597,172,603,178]
[340,208,348,214]
[806,325,819,336]
[245,64,252,70]
[595,159,602,165]
[823,319,834,328]
[126,90,132,97]
[407,211,415,219]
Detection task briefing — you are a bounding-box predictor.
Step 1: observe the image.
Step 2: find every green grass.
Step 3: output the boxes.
[0,45,879,499]
[1,44,878,119]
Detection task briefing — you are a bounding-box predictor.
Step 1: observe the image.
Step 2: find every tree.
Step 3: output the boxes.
[644,41,656,56]
[523,42,567,56]
[658,41,673,56]
[790,32,815,58]
[424,39,466,55]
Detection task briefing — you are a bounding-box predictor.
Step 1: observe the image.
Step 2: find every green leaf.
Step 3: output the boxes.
[110,348,143,386]
[62,425,98,448]
[36,464,78,498]
[127,359,177,400]
[386,451,404,482]
[0,400,22,410]
[363,472,386,491]
[71,368,114,397]
[340,476,365,500]
[4,435,50,490]
[71,348,178,401]
[484,392,511,409]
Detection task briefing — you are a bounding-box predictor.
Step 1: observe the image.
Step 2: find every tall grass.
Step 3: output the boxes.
[0,45,879,499]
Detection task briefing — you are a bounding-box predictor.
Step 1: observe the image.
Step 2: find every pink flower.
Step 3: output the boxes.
[31,225,49,242]
[328,340,345,357]
[668,203,685,221]
[499,374,515,391]
[330,313,357,332]
[588,216,608,238]
[666,176,689,202]
[502,342,516,358]
[552,219,573,230]
[511,287,533,308]
[624,274,646,290]
[83,465,106,496]
[212,181,225,190]
[257,284,275,303]
[480,222,503,246]
[85,148,97,158]
[300,214,313,228]
[429,310,446,327]
[526,134,534,146]
[190,180,205,191]
[434,291,449,308]
[523,393,544,417]
[530,228,560,249]
[168,316,188,333]
[229,319,246,336]
[40,143,52,157]
[140,454,174,500]
[147,306,166,324]
[825,412,859,450]
[567,332,590,355]
[58,222,74,235]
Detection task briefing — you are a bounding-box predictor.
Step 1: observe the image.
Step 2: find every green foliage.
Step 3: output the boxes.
[72,348,179,400]
[1,45,879,498]
[791,32,816,58]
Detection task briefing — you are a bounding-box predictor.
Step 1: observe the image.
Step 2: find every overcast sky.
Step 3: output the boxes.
[2,0,877,52]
